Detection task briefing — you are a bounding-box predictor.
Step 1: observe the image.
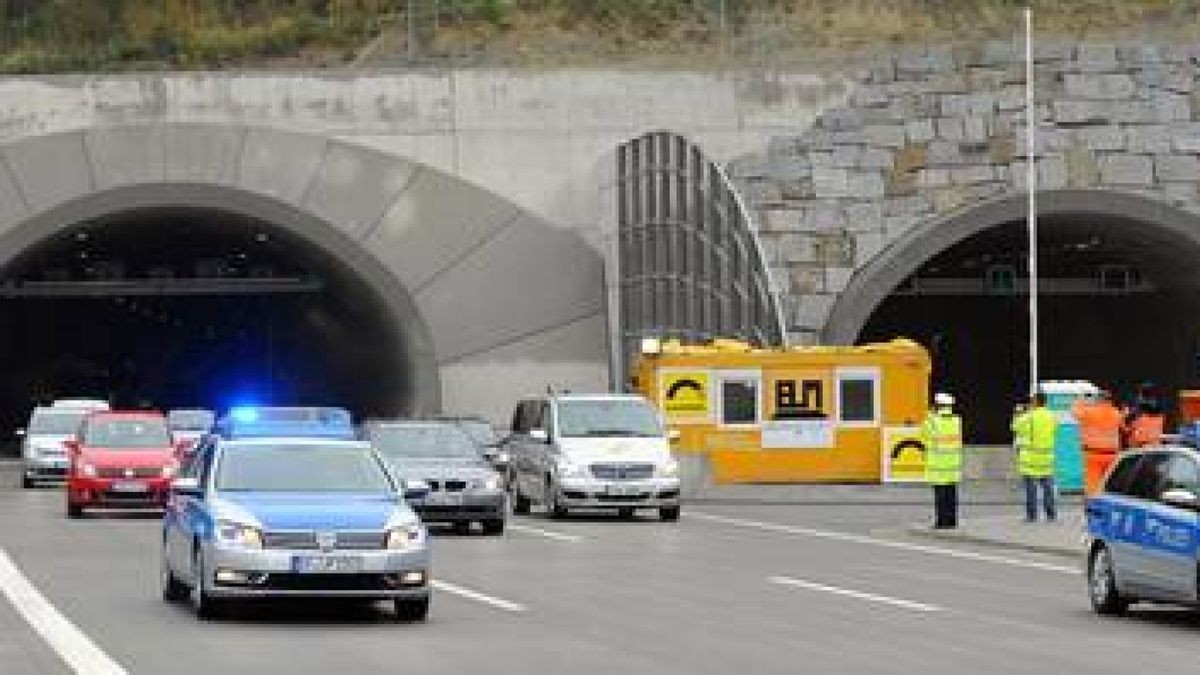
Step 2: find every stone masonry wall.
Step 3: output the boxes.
[728,41,1200,345]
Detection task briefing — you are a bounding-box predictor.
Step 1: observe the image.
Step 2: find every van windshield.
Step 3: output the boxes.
[28,410,87,435]
[556,400,663,438]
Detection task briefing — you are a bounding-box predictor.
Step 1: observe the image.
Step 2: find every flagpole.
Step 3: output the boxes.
[1025,7,1039,397]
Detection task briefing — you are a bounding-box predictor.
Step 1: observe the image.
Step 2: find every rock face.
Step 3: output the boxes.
[731,42,1200,344]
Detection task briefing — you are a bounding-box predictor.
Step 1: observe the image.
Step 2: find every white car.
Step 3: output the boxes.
[19,403,106,488]
[505,394,681,521]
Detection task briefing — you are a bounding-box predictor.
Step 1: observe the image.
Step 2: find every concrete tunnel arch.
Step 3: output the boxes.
[824,189,1200,345]
[0,125,609,423]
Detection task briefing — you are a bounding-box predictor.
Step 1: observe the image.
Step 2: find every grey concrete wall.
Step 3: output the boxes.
[0,68,851,424]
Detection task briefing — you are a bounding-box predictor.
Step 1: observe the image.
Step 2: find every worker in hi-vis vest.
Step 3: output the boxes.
[1012,392,1059,522]
[923,392,963,529]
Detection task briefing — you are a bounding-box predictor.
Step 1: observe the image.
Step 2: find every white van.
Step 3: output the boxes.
[504,394,681,521]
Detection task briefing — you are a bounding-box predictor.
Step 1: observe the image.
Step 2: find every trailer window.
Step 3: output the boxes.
[719,374,760,425]
[837,369,880,426]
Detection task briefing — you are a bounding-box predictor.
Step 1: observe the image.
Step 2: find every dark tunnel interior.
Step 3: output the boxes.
[860,213,1200,443]
[0,207,409,440]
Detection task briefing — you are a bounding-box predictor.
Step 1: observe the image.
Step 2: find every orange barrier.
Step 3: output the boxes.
[1085,449,1117,496]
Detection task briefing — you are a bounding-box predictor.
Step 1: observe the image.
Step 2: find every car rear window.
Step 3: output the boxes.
[83,418,171,448]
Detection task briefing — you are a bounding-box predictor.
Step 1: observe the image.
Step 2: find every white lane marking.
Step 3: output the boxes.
[431,580,526,613]
[0,548,127,675]
[768,575,943,613]
[506,523,583,543]
[688,512,1077,575]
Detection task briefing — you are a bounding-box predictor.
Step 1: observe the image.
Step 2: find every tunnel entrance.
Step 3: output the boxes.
[859,210,1200,443]
[0,205,412,435]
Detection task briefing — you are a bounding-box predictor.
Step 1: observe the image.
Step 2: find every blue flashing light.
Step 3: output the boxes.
[217,406,356,440]
[230,407,260,423]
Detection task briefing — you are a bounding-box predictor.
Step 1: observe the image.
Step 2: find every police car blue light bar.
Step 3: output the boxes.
[216,406,356,439]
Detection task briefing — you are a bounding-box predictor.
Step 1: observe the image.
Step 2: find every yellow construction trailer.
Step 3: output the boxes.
[632,338,932,484]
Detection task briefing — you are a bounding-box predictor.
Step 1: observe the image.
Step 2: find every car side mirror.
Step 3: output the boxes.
[14,428,24,438]
[529,428,549,443]
[170,477,202,498]
[1162,488,1200,510]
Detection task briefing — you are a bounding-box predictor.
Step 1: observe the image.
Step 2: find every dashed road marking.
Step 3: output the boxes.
[431,580,526,613]
[688,512,1077,574]
[768,575,943,613]
[0,548,127,674]
[506,523,583,543]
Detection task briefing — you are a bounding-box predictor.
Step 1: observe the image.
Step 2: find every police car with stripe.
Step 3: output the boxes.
[1085,442,1200,614]
[160,406,432,621]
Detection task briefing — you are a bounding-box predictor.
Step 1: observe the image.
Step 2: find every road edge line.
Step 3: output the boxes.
[0,548,127,675]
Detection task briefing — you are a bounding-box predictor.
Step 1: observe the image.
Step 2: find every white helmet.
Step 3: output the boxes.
[934,392,955,407]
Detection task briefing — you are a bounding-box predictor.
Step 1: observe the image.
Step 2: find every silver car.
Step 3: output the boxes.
[364,421,507,535]
[19,406,96,487]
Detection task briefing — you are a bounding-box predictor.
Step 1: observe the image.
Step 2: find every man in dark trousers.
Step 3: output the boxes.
[923,392,963,529]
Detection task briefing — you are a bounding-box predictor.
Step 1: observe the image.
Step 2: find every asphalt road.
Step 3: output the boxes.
[2,479,1199,674]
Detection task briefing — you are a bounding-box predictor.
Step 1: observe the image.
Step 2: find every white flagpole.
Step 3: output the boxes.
[1025,7,1039,397]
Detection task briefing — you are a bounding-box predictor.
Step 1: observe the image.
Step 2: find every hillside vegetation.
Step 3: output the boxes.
[1,1,1198,73]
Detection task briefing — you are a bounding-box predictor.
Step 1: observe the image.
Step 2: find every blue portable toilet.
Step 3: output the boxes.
[1038,380,1098,493]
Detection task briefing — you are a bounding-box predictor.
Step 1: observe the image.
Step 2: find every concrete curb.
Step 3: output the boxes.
[905,523,1080,560]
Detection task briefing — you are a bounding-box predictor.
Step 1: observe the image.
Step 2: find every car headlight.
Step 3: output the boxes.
[657,459,680,479]
[161,463,178,478]
[215,520,263,549]
[470,475,502,491]
[556,458,589,479]
[81,463,97,477]
[386,523,425,550]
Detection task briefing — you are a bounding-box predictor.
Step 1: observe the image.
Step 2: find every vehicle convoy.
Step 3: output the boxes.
[20,402,108,488]
[504,394,681,521]
[363,421,506,535]
[1086,445,1200,615]
[65,411,179,516]
[162,407,432,621]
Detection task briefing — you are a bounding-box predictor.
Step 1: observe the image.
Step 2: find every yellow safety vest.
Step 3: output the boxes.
[1013,407,1057,477]
[923,410,963,485]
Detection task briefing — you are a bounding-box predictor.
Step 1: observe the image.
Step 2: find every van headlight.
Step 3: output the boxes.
[216,520,263,549]
[386,523,425,550]
[657,459,680,479]
[556,458,589,479]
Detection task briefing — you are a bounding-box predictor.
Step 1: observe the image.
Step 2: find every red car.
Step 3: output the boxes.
[66,411,181,518]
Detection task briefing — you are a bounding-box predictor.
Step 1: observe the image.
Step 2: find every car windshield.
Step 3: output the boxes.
[372,425,479,459]
[557,399,664,438]
[28,410,86,435]
[216,444,393,492]
[83,418,172,448]
[168,410,214,431]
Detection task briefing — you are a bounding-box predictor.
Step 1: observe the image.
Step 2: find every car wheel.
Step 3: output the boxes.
[482,519,505,536]
[1088,544,1129,616]
[394,596,430,622]
[546,478,568,519]
[511,473,531,515]
[21,475,33,489]
[659,506,681,522]
[617,507,636,520]
[190,546,222,619]
[66,503,83,519]
[452,521,472,536]
[161,552,188,603]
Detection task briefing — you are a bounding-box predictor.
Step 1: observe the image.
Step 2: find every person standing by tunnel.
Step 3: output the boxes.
[1125,381,1165,448]
[1013,393,1059,522]
[923,392,963,529]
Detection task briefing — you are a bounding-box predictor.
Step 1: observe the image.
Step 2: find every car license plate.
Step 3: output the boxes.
[428,492,463,506]
[605,483,643,497]
[111,481,148,493]
[290,556,362,574]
